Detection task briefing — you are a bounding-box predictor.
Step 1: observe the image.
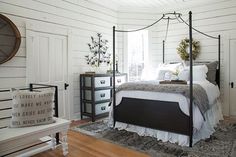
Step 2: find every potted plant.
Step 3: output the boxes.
[85,33,111,73]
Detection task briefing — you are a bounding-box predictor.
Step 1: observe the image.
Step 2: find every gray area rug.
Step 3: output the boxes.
[71,120,236,157]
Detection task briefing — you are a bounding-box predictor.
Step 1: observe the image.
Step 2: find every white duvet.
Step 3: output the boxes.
[108,80,223,146]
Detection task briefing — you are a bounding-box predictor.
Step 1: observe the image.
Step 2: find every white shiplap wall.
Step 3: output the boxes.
[117,0,236,115]
[0,0,117,119]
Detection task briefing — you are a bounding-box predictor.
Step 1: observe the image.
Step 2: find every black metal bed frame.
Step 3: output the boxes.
[0,83,60,156]
[112,11,221,147]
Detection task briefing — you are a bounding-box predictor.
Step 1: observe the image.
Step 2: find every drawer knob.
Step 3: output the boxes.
[100,93,106,97]
[117,79,121,83]
[101,106,106,110]
[100,80,105,84]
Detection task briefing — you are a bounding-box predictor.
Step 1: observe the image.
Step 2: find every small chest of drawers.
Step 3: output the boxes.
[80,73,127,122]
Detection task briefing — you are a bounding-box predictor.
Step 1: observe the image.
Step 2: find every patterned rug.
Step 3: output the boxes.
[71,120,236,157]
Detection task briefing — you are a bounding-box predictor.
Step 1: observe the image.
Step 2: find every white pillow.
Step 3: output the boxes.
[10,88,55,128]
[156,63,183,80]
[178,69,189,81]
[156,69,173,80]
[183,65,208,81]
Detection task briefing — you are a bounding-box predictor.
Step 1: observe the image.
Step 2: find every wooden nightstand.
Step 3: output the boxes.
[80,73,127,122]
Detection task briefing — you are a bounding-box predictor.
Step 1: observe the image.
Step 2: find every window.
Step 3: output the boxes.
[127,30,148,82]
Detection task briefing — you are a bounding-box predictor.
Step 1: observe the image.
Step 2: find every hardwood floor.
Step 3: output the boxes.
[33,131,149,157]
[223,116,236,124]
[33,117,236,157]
[33,120,149,157]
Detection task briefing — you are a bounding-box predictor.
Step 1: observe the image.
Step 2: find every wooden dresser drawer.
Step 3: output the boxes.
[85,77,110,88]
[85,102,111,115]
[85,89,111,101]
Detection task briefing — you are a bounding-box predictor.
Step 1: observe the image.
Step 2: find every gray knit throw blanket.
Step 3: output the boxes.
[116,81,209,117]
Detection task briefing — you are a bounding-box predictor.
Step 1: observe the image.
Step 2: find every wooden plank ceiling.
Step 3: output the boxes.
[86,0,210,11]
[107,0,187,8]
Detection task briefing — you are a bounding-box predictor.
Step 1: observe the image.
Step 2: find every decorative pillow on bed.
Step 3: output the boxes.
[10,88,55,128]
[181,65,208,81]
[206,61,218,85]
[178,69,189,81]
[156,62,183,80]
[186,61,218,84]
[193,65,208,81]
[156,70,173,80]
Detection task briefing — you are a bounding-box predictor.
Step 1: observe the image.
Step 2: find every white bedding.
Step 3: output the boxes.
[108,80,223,146]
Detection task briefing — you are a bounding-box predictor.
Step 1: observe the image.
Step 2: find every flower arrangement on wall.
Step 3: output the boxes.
[85,33,111,67]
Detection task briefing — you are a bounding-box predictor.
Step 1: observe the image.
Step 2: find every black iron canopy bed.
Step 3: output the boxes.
[111,11,221,147]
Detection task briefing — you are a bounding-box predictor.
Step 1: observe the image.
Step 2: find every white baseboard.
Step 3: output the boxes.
[72,112,81,120]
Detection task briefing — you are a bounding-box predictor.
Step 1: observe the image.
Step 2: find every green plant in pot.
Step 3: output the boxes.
[85,33,111,73]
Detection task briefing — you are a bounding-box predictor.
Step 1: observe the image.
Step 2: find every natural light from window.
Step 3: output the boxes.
[127,30,148,82]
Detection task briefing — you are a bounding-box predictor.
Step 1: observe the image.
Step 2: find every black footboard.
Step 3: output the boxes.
[114,97,190,136]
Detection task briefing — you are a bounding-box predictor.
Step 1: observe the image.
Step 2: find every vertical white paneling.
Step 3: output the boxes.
[229,39,236,116]
[54,38,64,81]
[38,36,50,83]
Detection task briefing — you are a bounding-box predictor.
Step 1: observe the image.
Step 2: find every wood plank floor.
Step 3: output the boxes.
[33,117,236,157]
[33,131,149,157]
[33,120,149,157]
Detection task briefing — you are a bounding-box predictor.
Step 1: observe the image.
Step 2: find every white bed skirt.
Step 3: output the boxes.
[108,100,223,146]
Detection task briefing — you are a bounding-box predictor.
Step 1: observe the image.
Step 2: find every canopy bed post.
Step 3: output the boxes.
[163,40,165,63]
[218,35,221,88]
[111,12,220,147]
[189,11,193,147]
[163,16,170,64]
[113,26,116,127]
